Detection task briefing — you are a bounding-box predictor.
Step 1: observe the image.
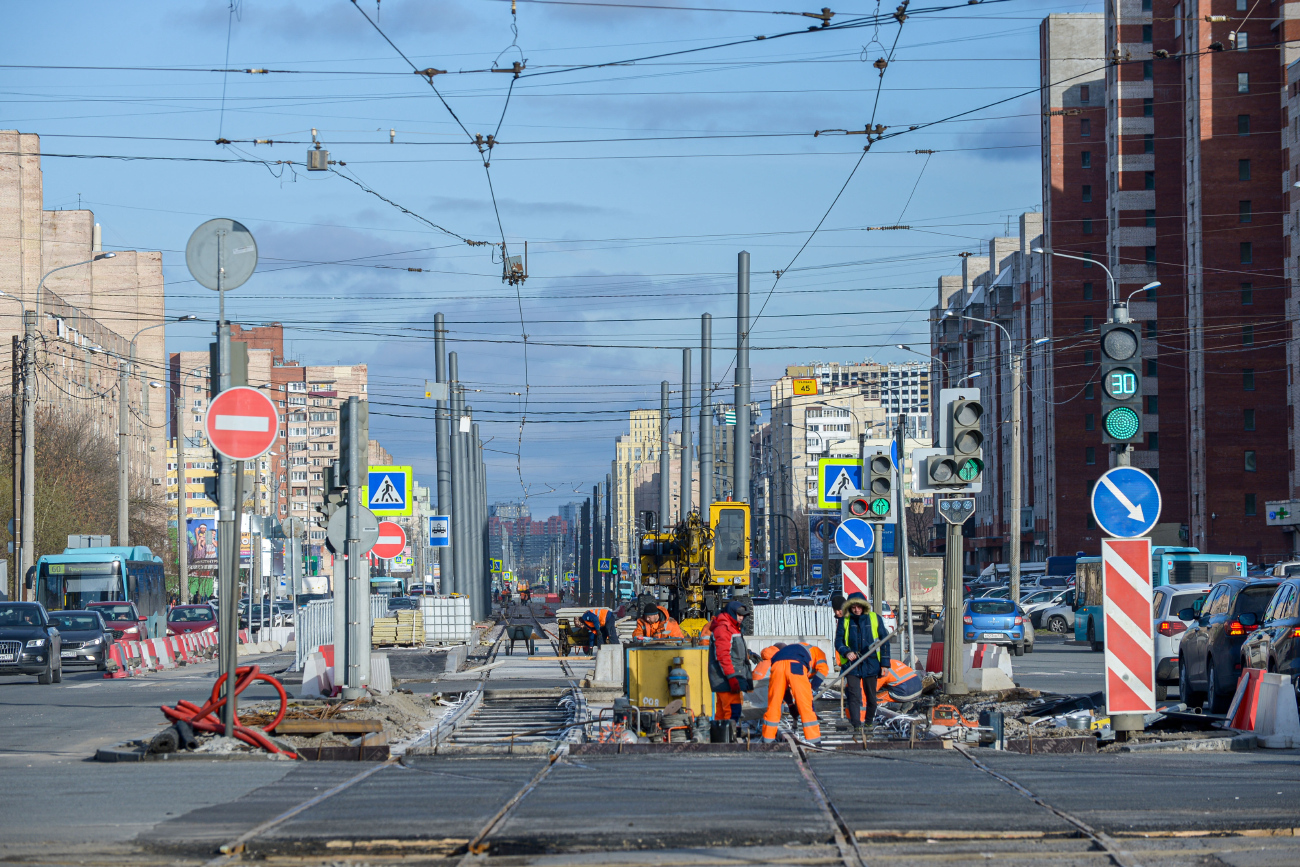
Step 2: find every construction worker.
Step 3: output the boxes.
[707,599,753,724]
[580,608,619,649]
[834,592,890,736]
[874,658,923,706]
[753,643,822,743]
[632,602,684,640]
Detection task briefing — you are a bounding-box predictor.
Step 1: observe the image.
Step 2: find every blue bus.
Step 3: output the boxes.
[1073,547,1246,650]
[32,546,167,638]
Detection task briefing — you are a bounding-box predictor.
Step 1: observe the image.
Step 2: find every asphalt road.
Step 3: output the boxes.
[909,631,1108,696]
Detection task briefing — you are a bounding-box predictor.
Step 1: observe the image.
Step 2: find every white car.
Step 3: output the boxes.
[1023,588,1074,629]
[881,601,897,633]
[1152,583,1211,702]
[1041,601,1075,635]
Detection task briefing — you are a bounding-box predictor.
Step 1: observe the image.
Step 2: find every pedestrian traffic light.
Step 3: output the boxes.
[1099,321,1143,445]
[865,450,892,521]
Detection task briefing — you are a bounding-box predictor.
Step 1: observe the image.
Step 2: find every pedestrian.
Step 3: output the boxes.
[834,592,890,736]
[707,599,753,726]
[580,608,619,649]
[632,601,684,640]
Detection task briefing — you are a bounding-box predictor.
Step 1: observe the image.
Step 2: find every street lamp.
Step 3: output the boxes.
[956,370,982,386]
[37,253,116,319]
[1032,247,1159,324]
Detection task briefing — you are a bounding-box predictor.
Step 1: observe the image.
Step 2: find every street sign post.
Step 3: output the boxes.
[834,518,875,559]
[205,386,279,460]
[1090,466,1161,538]
[368,466,413,517]
[326,506,379,555]
[372,521,407,560]
[1101,537,1156,733]
[817,458,864,509]
[428,516,450,547]
[842,561,869,600]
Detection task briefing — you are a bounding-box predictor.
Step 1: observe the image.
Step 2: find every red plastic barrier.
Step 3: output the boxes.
[160,665,299,758]
[103,641,130,679]
[925,641,944,675]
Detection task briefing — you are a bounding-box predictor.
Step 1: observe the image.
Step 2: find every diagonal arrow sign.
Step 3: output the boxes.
[841,524,865,548]
[1100,474,1145,522]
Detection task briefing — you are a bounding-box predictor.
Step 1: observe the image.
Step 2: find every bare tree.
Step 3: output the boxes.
[906,500,935,557]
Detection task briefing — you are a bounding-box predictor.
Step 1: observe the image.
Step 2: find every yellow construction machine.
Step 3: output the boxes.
[638,501,750,633]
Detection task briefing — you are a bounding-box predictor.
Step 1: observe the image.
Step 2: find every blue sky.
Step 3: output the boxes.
[6,0,1099,515]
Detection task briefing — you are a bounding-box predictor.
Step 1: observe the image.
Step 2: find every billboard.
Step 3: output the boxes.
[186,518,219,567]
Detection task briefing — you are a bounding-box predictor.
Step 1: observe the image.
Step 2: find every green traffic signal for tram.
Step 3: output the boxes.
[1104,406,1141,440]
[957,458,983,482]
[870,497,890,516]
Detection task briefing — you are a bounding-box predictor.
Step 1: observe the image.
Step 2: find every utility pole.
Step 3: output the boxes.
[659,381,671,530]
[734,252,750,504]
[1010,348,1022,607]
[605,472,614,605]
[449,352,464,599]
[118,361,130,548]
[579,498,590,602]
[11,336,20,602]
[681,348,692,518]
[434,314,452,597]
[896,414,915,666]
[699,314,712,509]
[176,390,188,603]
[21,309,34,594]
[341,395,369,699]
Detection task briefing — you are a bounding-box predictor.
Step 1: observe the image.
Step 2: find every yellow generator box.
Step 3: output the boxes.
[625,644,713,717]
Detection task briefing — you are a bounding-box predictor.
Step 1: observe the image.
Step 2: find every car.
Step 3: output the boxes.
[86,600,145,643]
[48,610,110,671]
[1021,588,1073,629]
[0,601,62,683]
[1179,577,1282,712]
[387,596,420,612]
[1041,600,1075,635]
[1267,561,1300,578]
[1151,583,1211,701]
[167,604,217,636]
[881,601,897,633]
[932,604,1034,654]
[962,598,1031,656]
[785,596,816,607]
[1028,575,1073,591]
[1241,578,1300,695]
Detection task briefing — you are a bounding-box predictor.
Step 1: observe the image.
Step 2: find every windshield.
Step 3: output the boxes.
[93,603,135,621]
[51,613,101,630]
[38,560,122,610]
[0,605,44,627]
[1169,591,1207,620]
[969,599,1016,616]
[169,607,214,622]
[1235,585,1277,617]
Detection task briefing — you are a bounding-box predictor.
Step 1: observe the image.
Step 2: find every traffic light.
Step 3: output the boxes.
[865,450,892,521]
[1099,321,1143,445]
[928,396,984,489]
[338,397,369,486]
[841,492,871,522]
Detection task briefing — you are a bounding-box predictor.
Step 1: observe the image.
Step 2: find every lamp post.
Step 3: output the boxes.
[0,292,30,599]
[36,253,116,320]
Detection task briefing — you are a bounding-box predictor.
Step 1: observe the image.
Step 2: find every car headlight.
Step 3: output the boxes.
[123,626,140,635]
[25,638,46,648]
[83,637,102,647]
[166,628,175,636]
[202,625,217,633]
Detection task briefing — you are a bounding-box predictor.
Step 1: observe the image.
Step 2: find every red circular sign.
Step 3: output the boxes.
[373,521,407,560]
[205,386,279,460]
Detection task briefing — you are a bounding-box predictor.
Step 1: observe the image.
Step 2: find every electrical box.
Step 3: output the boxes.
[625,644,712,716]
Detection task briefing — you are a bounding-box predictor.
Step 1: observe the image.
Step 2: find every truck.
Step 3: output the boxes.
[881,556,944,627]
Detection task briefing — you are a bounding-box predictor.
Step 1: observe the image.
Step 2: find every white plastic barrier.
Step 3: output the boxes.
[962,642,1015,691]
[753,604,834,639]
[420,596,474,644]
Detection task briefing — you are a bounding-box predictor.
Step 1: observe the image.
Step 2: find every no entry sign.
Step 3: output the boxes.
[373,521,407,560]
[205,386,278,460]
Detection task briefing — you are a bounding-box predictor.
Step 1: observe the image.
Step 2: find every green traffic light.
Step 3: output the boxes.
[957,458,983,482]
[870,497,890,516]
[1104,406,1141,440]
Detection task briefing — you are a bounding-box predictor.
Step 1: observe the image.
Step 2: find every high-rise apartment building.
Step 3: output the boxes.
[784,360,930,438]
[611,409,662,564]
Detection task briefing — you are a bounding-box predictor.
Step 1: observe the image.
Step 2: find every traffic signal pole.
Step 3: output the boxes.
[942,507,967,695]
[734,251,750,506]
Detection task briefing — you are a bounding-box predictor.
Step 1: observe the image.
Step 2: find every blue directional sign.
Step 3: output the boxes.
[428,515,450,548]
[835,518,876,559]
[1090,466,1161,538]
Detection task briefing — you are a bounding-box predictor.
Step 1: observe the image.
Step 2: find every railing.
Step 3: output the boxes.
[292,594,390,670]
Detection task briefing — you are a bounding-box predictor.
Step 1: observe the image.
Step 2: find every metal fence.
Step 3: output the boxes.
[292,594,390,671]
[753,603,835,639]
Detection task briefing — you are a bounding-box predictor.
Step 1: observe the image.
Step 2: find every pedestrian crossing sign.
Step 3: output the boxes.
[817,458,863,510]
[491,559,502,572]
[367,466,413,516]
[598,558,612,572]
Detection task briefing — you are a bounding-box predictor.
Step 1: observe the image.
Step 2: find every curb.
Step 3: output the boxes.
[1120,734,1257,753]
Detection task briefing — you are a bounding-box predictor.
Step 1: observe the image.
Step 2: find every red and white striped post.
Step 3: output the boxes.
[1101,538,1156,735]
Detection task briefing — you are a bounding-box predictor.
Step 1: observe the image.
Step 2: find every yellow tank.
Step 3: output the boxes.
[625,644,712,717]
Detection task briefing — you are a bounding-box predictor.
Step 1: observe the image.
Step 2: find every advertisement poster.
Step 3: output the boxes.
[186,518,219,566]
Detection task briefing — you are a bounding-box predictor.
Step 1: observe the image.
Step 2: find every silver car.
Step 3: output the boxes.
[1153,583,1211,702]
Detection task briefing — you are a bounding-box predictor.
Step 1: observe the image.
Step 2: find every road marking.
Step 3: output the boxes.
[64,683,100,689]
[214,414,270,432]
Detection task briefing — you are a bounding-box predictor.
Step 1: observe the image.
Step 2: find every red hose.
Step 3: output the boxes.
[160,665,299,759]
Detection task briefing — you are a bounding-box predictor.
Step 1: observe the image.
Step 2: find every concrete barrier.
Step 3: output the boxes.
[369,653,392,695]
[1230,669,1300,748]
[593,643,624,688]
[299,648,334,698]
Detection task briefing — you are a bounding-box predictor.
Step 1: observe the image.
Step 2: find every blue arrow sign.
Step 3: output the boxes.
[890,439,899,468]
[1090,466,1161,538]
[835,518,876,559]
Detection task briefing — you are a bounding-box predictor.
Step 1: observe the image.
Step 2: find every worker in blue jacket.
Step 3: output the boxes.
[834,592,891,735]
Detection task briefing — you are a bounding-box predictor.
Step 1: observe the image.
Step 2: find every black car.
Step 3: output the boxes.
[386,596,419,612]
[1179,577,1281,712]
[1240,578,1300,694]
[0,601,62,684]
[49,610,110,672]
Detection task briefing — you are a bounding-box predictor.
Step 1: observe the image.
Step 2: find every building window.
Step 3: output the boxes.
[1147,432,1159,451]
[1174,3,1182,36]
[1238,114,1251,136]
[1146,321,1157,339]
[1081,150,1091,169]
[1084,350,1094,364]
[1085,447,1096,465]
[1080,84,1090,103]
[1143,60,1153,79]
[1144,171,1155,190]
[1144,134,1154,154]
[1146,395,1158,414]
[1147,359,1158,377]
[1238,73,1249,93]
[1143,98,1153,117]
[1240,200,1252,222]
[1245,450,1257,472]
[1236,31,1247,51]
[1142,24,1152,42]
[1239,159,1251,181]
[1145,246,1157,265]
[1084,383,1095,400]
[1244,409,1256,431]
[1083,282,1093,300]
[1241,283,1253,304]
[1142,0,1152,9]
[1083,315,1094,332]
[1081,117,1091,137]
[1082,184,1092,202]
[1082,218,1093,234]
[1245,494,1257,516]
[1243,368,1255,390]
[1243,324,1254,345]
[1083,252,1093,268]
[1241,242,1253,264]
[1145,209,1156,227]
[1083,412,1095,432]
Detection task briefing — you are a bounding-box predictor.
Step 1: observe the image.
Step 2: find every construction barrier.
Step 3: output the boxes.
[1228,669,1300,747]
[920,641,1015,691]
[753,604,835,639]
[103,641,131,679]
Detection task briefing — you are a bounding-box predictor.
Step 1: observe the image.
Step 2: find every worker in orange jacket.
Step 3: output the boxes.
[579,608,619,649]
[631,602,684,640]
[753,643,822,743]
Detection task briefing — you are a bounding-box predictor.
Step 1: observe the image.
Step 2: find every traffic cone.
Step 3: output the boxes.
[103,641,130,679]
[1226,668,1264,730]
